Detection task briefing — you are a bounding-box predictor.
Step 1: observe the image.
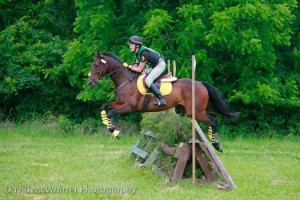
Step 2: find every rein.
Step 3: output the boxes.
[108,66,123,76]
[114,73,139,92]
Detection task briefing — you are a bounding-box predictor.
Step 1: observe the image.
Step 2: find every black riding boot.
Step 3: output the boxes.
[149,83,167,106]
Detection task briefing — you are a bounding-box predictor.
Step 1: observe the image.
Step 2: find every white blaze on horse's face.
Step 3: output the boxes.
[88,70,98,87]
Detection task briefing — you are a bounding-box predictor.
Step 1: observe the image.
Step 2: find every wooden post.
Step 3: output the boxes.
[173,60,176,76]
[191,55,196,184]
[194,121,236,189]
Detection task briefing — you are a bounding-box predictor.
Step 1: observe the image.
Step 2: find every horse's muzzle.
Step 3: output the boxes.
[88,79,97,87]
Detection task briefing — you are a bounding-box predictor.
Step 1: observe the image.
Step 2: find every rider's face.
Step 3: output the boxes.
[129,44,137,52]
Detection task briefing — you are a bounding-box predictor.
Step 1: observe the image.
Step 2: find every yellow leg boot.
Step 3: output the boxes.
[208,126,214,142]
[100,110,109,126]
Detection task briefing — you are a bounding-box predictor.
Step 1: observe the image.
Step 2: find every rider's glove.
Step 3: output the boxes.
[123,63,129,68]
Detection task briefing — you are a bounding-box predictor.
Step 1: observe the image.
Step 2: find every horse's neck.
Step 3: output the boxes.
[107,57,136,87]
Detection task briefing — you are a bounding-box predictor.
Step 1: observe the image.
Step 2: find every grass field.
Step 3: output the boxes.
[0,121,299,200]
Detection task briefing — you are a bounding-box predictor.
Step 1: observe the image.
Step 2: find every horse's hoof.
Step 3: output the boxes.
[212,142,223,153]
[108,126,115,133]
[112,130,120,138]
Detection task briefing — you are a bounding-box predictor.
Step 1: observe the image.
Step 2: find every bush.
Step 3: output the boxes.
[140,109,192,145]
[139,109,208,178]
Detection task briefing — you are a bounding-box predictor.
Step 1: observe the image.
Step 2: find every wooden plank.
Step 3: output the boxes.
[131,146,148,159]
[194,144,218,182]
[143,138,153,151]
[143,147,159,166]
[172,143,190,180]
[141,130,157,138]
[194,120,236,189]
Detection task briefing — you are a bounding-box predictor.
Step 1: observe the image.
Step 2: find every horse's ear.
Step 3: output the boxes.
[95,51,106,63]
[96,51,101,58]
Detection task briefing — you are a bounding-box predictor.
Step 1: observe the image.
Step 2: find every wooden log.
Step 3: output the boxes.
[194,120,236,189]
[157,142,177,156]
[172,142,190,180]
[194,144,218,182]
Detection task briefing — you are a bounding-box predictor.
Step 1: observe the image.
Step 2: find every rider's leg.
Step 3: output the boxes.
[148,83,166,106]
[145,61,166,106]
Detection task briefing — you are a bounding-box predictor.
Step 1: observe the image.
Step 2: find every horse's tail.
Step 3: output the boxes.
[202,82,240,118]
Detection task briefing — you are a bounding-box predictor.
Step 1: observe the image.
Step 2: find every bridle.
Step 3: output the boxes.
[91,58,122,80]
[91,57,137,91]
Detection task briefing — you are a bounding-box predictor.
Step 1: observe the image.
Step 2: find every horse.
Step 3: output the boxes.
[88,51,240,152]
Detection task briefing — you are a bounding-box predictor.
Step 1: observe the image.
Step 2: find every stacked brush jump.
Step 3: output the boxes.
[131,122,235,190]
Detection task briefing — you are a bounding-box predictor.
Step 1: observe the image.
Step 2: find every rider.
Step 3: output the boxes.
[125,35,167,106]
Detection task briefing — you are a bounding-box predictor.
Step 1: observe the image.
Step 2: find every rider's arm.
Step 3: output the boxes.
[129,61,146,73]
[129,52,149,72]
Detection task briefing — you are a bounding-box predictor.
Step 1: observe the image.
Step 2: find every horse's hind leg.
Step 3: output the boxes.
[195,111,223,152]
[206,113,223,152]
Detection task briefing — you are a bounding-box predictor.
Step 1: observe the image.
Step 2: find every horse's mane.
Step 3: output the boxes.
[103,52,123,64]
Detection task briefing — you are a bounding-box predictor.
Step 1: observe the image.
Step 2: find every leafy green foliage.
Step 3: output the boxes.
[143,9,173,37]
[0,0,299,134]
[140,109,192,145]
[0,19,67,117]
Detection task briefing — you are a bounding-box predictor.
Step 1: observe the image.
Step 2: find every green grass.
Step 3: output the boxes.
[0,121,299,200]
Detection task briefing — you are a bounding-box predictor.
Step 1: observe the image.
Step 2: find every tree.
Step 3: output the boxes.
[0,0,299,134]
[0,0,77,119]
[172,0,299,133]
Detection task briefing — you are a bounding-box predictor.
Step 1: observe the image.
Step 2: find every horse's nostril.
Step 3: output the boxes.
[89,81,97,87]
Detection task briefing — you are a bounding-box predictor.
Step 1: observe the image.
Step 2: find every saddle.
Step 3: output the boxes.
[137,73,177,96]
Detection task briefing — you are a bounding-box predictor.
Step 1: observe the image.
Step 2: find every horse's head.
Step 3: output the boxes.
[88,51,110,87]
[88,51,131,87]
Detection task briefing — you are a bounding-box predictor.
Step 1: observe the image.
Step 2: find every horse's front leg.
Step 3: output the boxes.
[100,102,133,138]
[100,102,112,126]
[100,102,119,137]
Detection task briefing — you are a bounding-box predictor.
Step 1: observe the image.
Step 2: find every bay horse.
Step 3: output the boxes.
[88,51,240,152]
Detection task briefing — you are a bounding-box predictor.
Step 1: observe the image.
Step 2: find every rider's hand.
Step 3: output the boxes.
[123,63,130,68]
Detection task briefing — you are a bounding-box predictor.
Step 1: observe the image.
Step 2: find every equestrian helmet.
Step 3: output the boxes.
[128,36,143,45]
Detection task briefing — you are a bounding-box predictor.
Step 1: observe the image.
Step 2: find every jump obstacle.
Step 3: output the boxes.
[131,120,236,190]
